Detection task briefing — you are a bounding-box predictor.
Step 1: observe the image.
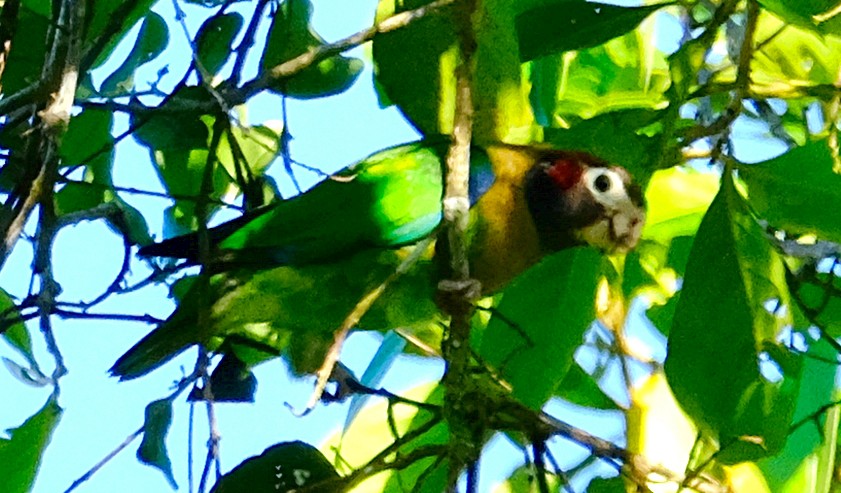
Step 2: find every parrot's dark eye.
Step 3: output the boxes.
[594,173,612,193]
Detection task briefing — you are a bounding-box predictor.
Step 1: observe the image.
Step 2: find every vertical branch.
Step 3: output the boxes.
[195,117,226,493]
[30,0,86,382]
[438,0,478,490]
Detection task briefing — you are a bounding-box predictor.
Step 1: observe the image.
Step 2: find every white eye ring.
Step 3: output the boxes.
[583,169,626,207]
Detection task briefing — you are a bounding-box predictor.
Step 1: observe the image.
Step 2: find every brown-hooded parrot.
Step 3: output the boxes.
[110,141,645,380]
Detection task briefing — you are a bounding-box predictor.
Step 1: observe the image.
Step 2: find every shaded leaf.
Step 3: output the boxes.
[138,399,177,489]
[2,0,50,95]
[188,352,257,402]
[211,441,338,492]
[85,0,158,69]
[374,0,537,142]
[196,13,243,76]
[100,12,169,96]
[516,0,670,62]
[757,0,841,35]
[555,362,618,410]
[664,174,798,462]
[480,248,602,409]
[758,337,837,492]
[0,397,62,493]
[260,0,362,99]
[738,141,841,244]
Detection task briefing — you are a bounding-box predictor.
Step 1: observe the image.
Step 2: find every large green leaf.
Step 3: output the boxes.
[373,0,538,142]
[260,0,362,99]
[555,362,619,410]
[0,397,62,493]
[99,12,169,96]
[85,0,158,69]
[516,0,670,62]
[480,247,602,409]
[738,141,841,244]
[664,174,798,462]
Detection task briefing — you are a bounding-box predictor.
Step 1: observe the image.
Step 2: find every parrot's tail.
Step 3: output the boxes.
[109,322,194,381]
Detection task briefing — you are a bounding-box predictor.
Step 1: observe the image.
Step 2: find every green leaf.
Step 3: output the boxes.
[664,174,798,462]
[138,399,177,489]
[758,337,838,492]
[642,166,719,245]
[196,13,243,76]
[372,0,458,134]
[132,89,236,232]
[211,441,339,492]
[0,287,33,367]
[480,248,602,409]
[585,476,626,493]
[216,122,283,186]
[0,397,62,493]
[3,0,51,96]
[374,0,538,142]
[100,12,169,96]
[555,362,618,410]
[260,0,362,99]
[494,465,565,492]
[738,141,841,244]
[57,110,153,245]
[516,0,670,62]
[85,0,158,69]
[757,0,841,35]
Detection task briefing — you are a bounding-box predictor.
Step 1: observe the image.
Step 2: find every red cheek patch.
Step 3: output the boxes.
[546,159,582,190]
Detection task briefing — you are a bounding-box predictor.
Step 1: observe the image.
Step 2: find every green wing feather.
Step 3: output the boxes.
[112,142,456,380]
[139,141,448,266]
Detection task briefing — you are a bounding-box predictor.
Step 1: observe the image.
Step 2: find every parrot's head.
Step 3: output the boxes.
[524,150,645,254]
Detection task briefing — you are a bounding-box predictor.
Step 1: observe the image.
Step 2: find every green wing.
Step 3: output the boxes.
[140,141,448,266]
[114,142,459,380]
